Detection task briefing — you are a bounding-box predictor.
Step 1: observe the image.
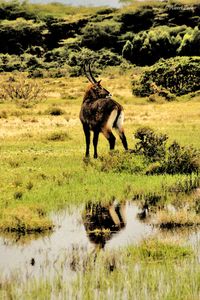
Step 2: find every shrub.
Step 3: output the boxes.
[0,54,21,72]
[134,127,200,174]
[177,26,200,56]
[47,107,65,116]
[81,20,120,51]
[132,56,200,97]
[122,25,185,66]
[164,141,200,174]
[134,127,168,162]
[118,6,155,33]
[0,18,45,55]
[47,131,70,141]
[97,152,145,174]
[0,73,45,107]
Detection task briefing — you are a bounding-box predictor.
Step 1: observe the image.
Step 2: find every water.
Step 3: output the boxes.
[0,201,199,282]
[30,0,124,8]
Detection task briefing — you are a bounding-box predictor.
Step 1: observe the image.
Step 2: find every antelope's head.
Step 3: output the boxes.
[83,62,112,101]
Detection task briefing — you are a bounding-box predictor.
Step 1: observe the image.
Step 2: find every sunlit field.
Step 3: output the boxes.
[0,67,199,298]
[0,0,200,297]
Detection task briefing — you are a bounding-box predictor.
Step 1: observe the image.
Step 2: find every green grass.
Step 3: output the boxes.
[0,240,197,300]
[0,69,199,298]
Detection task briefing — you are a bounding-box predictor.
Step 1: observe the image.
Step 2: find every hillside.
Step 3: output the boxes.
[0,0,200,79]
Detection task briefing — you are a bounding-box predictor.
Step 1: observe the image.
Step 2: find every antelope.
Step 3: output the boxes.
[79,63,128,158]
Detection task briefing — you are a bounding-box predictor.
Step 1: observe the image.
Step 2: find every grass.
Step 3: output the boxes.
[0,204,53,233]
[156,210,200,228]
[0,67,199,298]
[0,240,197,299]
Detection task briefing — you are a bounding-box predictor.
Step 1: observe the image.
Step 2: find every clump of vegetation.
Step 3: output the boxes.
[134,127,168,162]
[126,239,193,261]
[156,210,200,229]
[132,56,200,97]
[47,106,65,116]
[122,25,200,66]
[0,205,53,233]
[97,152,145,174]
[14,191,23,200]
[164,141,200,174]
[47,131,70,141]
[0,73,45,107]
[0,110,7,118]
[134,127,200,174]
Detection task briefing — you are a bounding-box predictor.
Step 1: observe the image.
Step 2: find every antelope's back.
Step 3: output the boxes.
[79,98,123,129]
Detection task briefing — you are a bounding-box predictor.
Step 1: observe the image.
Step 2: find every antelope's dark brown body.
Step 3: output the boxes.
[80,97,122,131]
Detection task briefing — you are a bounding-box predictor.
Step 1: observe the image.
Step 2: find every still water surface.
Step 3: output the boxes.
[0,202,199,282]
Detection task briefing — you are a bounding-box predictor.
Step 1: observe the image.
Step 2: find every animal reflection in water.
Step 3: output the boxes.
[82,201,126,249]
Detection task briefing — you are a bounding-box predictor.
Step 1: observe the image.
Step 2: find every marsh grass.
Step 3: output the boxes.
[156,210,200,229]
[0,239,195,299]
[0,68,199,298]
[0,205,53,233]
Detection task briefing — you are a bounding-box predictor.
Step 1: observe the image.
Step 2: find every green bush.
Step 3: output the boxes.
[134,127,200,175]
[0,54,21,72]
[81,20,121,51]
[164,141,200,175]
[0,1,38,21]
[47,107,65,116]
[118,6,155,33]
[122,25,186,66]
[132,56,200,97]
[134,127,168,162]
[0,18,45,55]
[97,152,145,174]
[177,26,200,56]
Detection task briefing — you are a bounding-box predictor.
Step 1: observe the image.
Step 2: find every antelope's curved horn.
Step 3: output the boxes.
[83,62,95,84]
[88,63,97,84]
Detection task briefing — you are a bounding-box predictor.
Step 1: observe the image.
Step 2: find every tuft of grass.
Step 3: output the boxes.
[96,152,145,174]
[46,107,65,116]
[155,210,200,229]
[0,205,53,233]
[125,239,193,261]
[0,110,7,118]
[46,131,71,141]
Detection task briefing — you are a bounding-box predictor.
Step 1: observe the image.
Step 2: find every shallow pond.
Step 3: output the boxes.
[0,201,199,282]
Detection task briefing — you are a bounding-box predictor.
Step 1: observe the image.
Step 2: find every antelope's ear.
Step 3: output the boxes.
[97,80,102,85]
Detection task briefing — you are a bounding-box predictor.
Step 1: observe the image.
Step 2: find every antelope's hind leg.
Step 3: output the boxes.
[116,112,128,150]
[102,109,118,151]
[83,124,90,157]
[102,129,116,150]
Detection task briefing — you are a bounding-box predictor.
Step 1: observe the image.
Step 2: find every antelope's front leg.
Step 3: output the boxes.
[83,124,90,157]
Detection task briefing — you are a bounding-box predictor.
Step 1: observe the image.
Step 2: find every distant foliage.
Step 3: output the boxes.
[118,6,155,33]
[0,18,45,55]
[0,1,38,21]
[81,20,121,50]
[0,2,200,73]
[122,25,196,66]
[132,56,200,97]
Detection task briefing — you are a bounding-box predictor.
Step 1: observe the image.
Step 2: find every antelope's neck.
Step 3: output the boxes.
[83,90,97,103]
